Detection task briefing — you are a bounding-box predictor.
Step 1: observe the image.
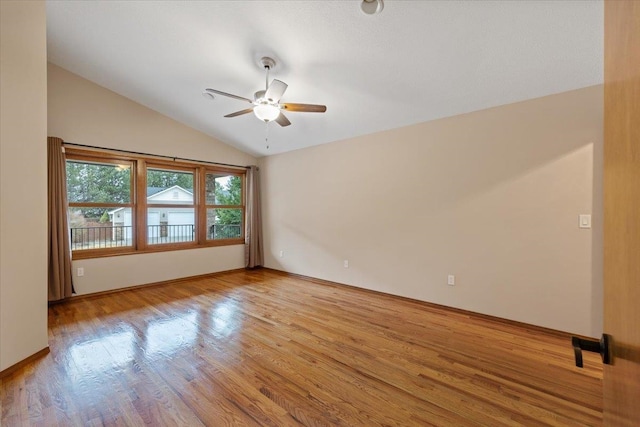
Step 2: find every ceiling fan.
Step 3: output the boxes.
[203,57,326,127]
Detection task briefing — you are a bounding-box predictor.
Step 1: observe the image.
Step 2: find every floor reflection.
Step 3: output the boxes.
[211,299,240,337]
[69,329,135,374]
[145,312,197,357]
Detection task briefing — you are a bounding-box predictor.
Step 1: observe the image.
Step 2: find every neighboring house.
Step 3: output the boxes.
[109,185,194,241]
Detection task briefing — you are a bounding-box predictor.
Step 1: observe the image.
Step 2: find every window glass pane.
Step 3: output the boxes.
[66,161,131,204]
[68,207,133,250]
[207,208,242,240]
[147,169,194,199]
[147,208,195,244]
[206,174,241,205]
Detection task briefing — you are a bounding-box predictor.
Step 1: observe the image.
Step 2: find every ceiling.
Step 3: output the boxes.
[46,1,603,158]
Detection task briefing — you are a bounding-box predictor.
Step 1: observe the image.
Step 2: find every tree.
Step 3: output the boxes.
[146,169,193,191]
[66,161,131,218]
[216,176,242,223]
[66,164,197,219]
[206,175,242,239]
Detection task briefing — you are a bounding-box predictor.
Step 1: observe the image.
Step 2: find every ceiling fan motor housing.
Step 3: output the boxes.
[259,57,276,70]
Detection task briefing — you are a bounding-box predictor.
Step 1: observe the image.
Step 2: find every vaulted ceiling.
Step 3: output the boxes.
[46,1,603,157]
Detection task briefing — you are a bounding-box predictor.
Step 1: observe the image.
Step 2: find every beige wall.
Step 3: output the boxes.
[48,63,254,168]
[48,64,257,295]
[0,1,49,371]
[260,86,603,337]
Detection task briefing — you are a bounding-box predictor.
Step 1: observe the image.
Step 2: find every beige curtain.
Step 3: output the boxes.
[245,165,263,268]
[48,137,73,301]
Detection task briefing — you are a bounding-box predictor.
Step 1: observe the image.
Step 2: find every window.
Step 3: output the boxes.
[205,173,244,240]
[65,149,245,258]
[66,158,134,253]
[146,167,195,245]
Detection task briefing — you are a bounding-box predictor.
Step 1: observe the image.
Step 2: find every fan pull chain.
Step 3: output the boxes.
[265,122,270,150]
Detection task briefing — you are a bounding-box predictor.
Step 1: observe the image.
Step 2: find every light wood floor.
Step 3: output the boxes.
[1,269,602,426]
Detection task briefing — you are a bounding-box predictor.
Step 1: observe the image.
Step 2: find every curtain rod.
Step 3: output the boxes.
[63,142,250,170]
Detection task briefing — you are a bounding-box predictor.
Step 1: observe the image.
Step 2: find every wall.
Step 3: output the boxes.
[0,1,49,371]
[48,64,257,295]
[260,86,603,337]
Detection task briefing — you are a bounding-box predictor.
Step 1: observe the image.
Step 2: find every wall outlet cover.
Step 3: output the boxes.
[579,214,592,229]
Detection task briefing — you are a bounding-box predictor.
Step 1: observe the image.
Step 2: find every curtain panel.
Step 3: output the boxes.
[245,165,264,268]
[48,137,73,301]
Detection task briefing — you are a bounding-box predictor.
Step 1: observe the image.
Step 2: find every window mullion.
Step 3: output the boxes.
[198,167,206,244]
[136,159,147,251]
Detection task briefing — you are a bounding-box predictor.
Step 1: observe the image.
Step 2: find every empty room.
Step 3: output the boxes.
[1,1,638,426]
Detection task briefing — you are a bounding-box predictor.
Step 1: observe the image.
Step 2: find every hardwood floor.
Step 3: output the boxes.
[1,269,602,426]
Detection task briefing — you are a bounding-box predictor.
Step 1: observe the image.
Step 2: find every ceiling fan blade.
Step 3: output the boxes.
[224,108,254,118]
[205,88,253,104]
[275,112,291,127]
[265,79,288,103]
[282,103,327,113]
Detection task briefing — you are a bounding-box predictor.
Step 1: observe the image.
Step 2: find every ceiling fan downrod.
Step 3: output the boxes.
[260,57,276,91]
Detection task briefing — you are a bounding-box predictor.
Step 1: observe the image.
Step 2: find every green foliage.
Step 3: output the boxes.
[217,175,242,205]
[205,175,242,239]
[67,162,131,203]
[66,161,131,218]
[147,169,193,192]
[215,176,242,227]
[99,211,110,223]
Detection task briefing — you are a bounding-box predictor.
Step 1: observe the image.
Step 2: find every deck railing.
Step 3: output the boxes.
[210,224,241,239]
[147,224,195,245]
[70,226,131,250]
[70,223,241,250]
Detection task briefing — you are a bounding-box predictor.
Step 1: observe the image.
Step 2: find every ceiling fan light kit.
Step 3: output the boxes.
[254,103,280,122]
[204,56,326,128]
[361,0,384,15]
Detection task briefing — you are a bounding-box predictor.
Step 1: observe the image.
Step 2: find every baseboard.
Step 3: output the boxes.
[0,347,50,379]
[49,265,588,340]
[262,267,580,339]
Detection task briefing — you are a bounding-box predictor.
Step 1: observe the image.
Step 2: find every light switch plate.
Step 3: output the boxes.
[579,214,591,229]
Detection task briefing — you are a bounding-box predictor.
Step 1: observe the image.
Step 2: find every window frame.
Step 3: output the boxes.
[66,153,136,258]
[66,148,246,260]
[143,162,198,250]
[202,171,246,243]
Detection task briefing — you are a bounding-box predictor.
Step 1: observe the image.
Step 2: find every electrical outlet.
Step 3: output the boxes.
[344,260,349,268]
[279,250,284,258]
[77,267,84,277]
[447,274,455,286]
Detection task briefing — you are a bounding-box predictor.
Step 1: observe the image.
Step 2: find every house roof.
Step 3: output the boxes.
[46,1,603,158]
[147,187,166,197]
[146,185,193,201]
[109,185,193,215]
